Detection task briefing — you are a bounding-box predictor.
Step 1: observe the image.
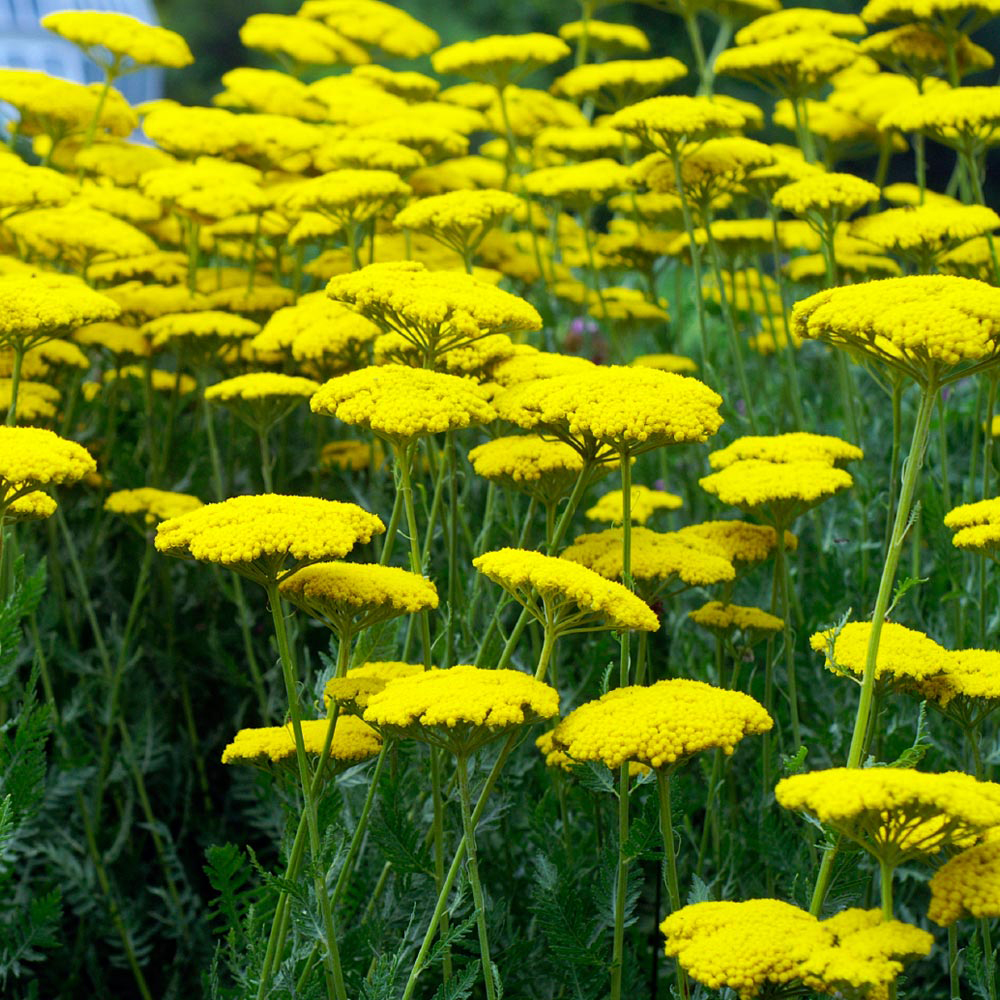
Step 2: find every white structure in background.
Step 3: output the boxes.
[0,0,164,103]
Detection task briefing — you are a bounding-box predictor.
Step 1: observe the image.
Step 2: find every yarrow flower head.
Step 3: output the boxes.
[586,485,683,525]
[362,664,559,755]
[0,426,96,516]
[325,261,541,362]
[493,365,723,460]
[608,96,746,154]
[776,767,1000,865]
[222,716,381,773]
[473,547,660,639]
[561,526,735,597]
[689,601,784,639]
[431,33,570,88]
[393,189,522,264]
[154,494,384,587]
[310,366,496,445]
[929,838,1000,925]
[104,488,203,528]
[661,899,932,1000]
[324,661,424,712]
[278,562,438,640]
[204,374,321,432]
[550,678,772,771]
[0,275,120,351]
[551,58,688,111]
[708,432,863,469]
[792,275,1000,386]
[674,519,797,567]
[811,620,951,691]
[700,459,854,524]
[468,435,586,509]
[41,10,194,71]
[944,495,1000,557]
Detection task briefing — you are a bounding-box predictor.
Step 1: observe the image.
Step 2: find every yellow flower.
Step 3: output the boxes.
[792,275,1000,385]
[674,519,797,566]
[944,495,1000,555]
[140,158,268,220]
[73,140,176,186]
[104,488,203,525]
[311,366,496,444]
[735,8,866,43]
[102,366,196,395]
[142,311,260,354]
[325,261,541,361]
[851,204,1000,267]
[320,440,383,473]
[493,365,724,457]
[776,768,1000,864]
[473,547,660,632]
[491,349,597,386]
[0,69,136,144]
[522,159,634,205]
[562,526,735,594]
[312,137,426,175]
[394,189,522,261]
[551,58,688,111]
[631,354,698,374]
[278,562,438,635]
[298,0,440,59]
[0,426,96,512]
[41,11,193,70]
[5,205,157,268]
[689,601,784,636]
[280,169,412,228]
[222,716,381,767]
[324,661,425,711]
[929,838,1000,925]
[879,86,1000,148]
[914,648,1000,710]
[608,96,746,153]
[585,486,683,525]
[374,331,516,378]
[205,374,321,431]
[239,13,369,67]
[88,252,188,288]
[550,679,771,770]
[709,432,863,469]
[0,162,74,211]
[715,32,862,96]
[363,664,559,754]
[431,34,570,87]
[862,25,993,81]
[861,0,1000,33]
[773,172,881,217]
[810,620,951,686]
[0,275,120,349]
[468,434,585,506]
[700,459,853,522]
[4,491,57,523]
[154,494,384,586]
[661,899,932,1000]
[352,65,441,101]
[558,20,650,57]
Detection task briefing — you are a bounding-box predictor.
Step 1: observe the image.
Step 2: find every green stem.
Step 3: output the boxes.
[6,342,24,426]
[704,220,758,431]
[610,762,630,1000]
[457,754,498,1000]
[619,446,633,688]
[401,732,519,1000]
[259,426,274,493]
[983,918,998,1000]
[266,582,346,1000]
[535,626,557,682]
[83,71,114,148]
[672,152,712,372]
[682,12,710,96]
[774,520,801,749]
[948,923,961,999]
[847,381,937,769]
[657,771,689,1000]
